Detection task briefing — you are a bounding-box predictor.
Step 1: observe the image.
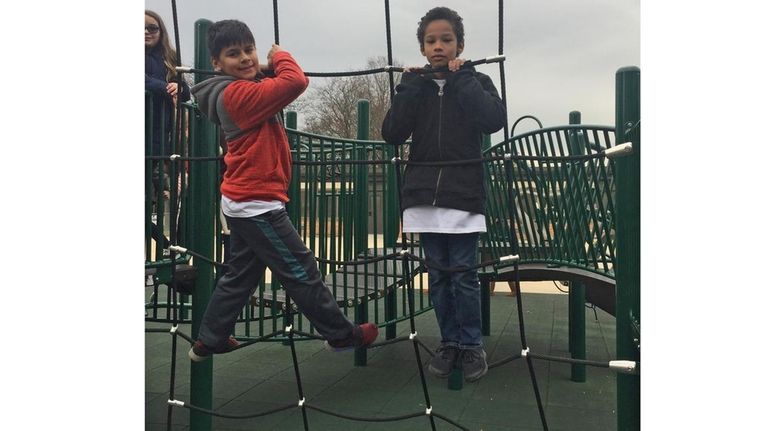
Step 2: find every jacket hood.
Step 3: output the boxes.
[191,75,237,126]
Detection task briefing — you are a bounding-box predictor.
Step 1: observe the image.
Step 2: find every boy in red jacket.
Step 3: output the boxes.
[188,19,377,361]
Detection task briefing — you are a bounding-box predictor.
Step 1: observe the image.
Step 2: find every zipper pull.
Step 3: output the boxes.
[438,87,444,96]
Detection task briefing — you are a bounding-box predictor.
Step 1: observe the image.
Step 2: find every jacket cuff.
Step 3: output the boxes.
[446,66,475,84]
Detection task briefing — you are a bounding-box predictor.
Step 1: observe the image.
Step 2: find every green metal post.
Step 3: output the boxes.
[615,66,641,431]
[567,111,586,383]
[384,111,398,341]
[285,111,300,225]
[480,133,492,337]
[482,132,492,152]
[354,100,370,366]
[145,92,154,256]
[189,19,215,431]
[283,111,299,347]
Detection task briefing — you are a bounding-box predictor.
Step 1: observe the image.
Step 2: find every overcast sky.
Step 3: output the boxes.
[145,0,639,141]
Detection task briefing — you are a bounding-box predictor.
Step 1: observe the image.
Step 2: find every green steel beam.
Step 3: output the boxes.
[285,111,300,225]
[614,66,641,431]
[567,111,586,383]
[354,99,370,366]
[189,18,215,431]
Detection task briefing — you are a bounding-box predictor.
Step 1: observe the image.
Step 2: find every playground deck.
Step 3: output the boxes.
[145,284,618,431]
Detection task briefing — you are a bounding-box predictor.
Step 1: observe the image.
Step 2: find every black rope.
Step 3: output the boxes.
[228,330,284,351]
[145,155,223,162]
[291,151,606,168]
[305,67,396,77]
[367,334,409,348]
[176,56,504,79]
[305,404,423,422]
[177,401,297,419]
[384,0,395,101]
[293,158,391,166]
[498,0,510,143]
[412,254,511,274]
[315,252,402,266]
[395,170,437,431]
[272,0,280,45]
[169,246,228,270]
[292,330,325,341]
[432,413,471,431]
[503,156,549,430]
[165,7,184,429]
[144,327,194,345]
[528,352,611,368]
[488,352,523,369]
[287,328,310,430]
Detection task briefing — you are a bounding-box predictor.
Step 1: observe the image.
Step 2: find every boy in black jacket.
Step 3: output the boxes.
[381,6,506,382]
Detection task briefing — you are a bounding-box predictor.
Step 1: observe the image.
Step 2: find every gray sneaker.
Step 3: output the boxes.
[461,348,488,382]
[427,345,460,378]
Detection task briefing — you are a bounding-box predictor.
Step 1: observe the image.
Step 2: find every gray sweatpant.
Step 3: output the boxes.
[197,208,355,350]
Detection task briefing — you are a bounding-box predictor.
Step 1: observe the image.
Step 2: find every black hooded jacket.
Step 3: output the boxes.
[381,66,506,215]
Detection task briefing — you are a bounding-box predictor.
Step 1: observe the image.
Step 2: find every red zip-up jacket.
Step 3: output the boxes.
[191,51,309,202]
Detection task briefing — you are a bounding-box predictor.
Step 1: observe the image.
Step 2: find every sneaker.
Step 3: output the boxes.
[427,344,460,378]
[188,336,240,362]
[324,323,379,352]
[461,348,488,382]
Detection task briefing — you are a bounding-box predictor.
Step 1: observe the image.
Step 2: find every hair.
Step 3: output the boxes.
[416,7,464,47]
[207,20,256,59]
[145,10,180,82]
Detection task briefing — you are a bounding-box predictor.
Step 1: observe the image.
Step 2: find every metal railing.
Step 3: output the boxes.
[482,124,618,277]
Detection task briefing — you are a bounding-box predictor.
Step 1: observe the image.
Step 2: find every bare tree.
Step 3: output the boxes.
[289,56,402,141]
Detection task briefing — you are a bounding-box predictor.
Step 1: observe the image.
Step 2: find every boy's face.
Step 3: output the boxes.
[212,43,260,80]
[420,19,463,69]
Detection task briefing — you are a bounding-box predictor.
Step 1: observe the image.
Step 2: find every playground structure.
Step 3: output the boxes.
[145,1,640,430]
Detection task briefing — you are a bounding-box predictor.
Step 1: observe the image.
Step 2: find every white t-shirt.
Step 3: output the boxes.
[403,205,487,233]
[221,195,284,218]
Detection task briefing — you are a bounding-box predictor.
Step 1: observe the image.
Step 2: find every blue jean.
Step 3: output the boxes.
[420,232,482,349]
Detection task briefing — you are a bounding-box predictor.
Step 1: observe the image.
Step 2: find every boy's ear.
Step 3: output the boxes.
[211,57,221,72]
[457,42,464,56]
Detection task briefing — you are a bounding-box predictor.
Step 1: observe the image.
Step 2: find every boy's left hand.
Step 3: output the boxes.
[447,58,466,72]
[266,44,283,69]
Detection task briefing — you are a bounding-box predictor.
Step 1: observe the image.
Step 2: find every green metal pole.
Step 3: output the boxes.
[614,66,641,431]
[285,111,300,225]
[189,19,215,431]
[480,133,492,337]
[567,111,587,383]
[145,92,154,257]
[384,110,398,341]
[354,99,370,366]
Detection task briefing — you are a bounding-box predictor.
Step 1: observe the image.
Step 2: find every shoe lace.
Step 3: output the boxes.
[436,345,456,361]
[462,349,482,363]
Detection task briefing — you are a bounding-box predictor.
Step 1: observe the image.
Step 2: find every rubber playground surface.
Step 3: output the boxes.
[146,282,617,431]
